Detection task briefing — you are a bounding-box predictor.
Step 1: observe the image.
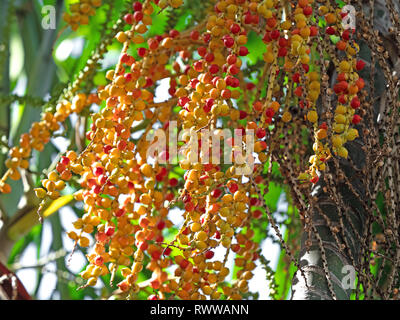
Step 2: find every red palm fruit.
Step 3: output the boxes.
[194,61,204,72]
[105,226,115,236]
[303,6,312,15]
[228,64,239,75]
[205,251,214,259]
[185,201,195,212]
[137,47,147,57]
[278,37,288,47]
[351,97,360,109]
[246,82,256,90]
[310,176,319,184]
[265,107,275,117]
[239,46,249,56]
[221,89,231,99]
[294,86,303,97]
[190,30,199,40]
[224,36,234,48]
[319,122,328,130]
[244,12,252,24]
[230,23,241,34]
[263,32,271,42]
[239,110,248,119]
[60,156,70,165]
[253,210,262,219]
[156,220,166,230]
[227,54,237,65]
[270,30,280,39]
[356,60,366,71]
[115,208,125,217]
[266,17,277,28]
[123,13,133,24]
[228,182,238,193]
[205,52,214,62]
[336,40,347,50]
[356,78,365,89]
[337,73,347,81]
[252,14,260,24]
[94,256,104,266]
[342,29,350,41]
[197,46,207,57]
[352,114,361,124]
[278,47,287,57]
[310,26,318,36]
[169,29,179,38]
[203,33,211,43]
[209,64,219,74]
[133,1,142,11]
[338,94,347,104]
[326,26,336,35]
[179,259,189,269]
[256,128,266,138]
[211,188,222,198]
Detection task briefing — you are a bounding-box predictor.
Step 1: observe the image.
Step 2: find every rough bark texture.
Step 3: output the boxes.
[291,0,400,300]
[291,142,366,299]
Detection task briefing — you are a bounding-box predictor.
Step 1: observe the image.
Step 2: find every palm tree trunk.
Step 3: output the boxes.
[291,0,400,300]
[291,145,366,299]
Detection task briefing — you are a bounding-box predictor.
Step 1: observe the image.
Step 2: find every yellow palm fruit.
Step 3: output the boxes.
[346,128,359,141]
[140,163,153,177]
[116,31,128,43]
[334,114,347,124]
[335,105,347,114]
[34,188,47,199]
[309,71,319,81]
[78,236,90,247]
[282,111,292,123]
[339,60,351,73]
[190,222,201,233]
[332,135,343,147]
[308,90,320,101]
[318,6,329,15]
[281,20,292,30]
[317,128,327,140]
[337,146,348,158]
[265,0,274,8]
[307,110,318,123]
[309,81,320,91]
[263,51,274,63]
[333,123,345,133]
